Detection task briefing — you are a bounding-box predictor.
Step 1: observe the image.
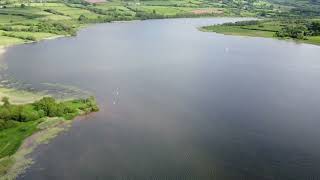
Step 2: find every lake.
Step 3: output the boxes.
[2,18,320,180]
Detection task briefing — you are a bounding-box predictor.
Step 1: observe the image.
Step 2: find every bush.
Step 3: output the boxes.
[224,20,260,26]
[33,97,57,116]
[44,9,64,16]
[0,108,10,120]
[275,24,308,39]
[27,22,76,36]
[20,106,40,122]
[0,97,98,124]
[0,120,17,130]
[307,21,320,35]
[78,14,88,22]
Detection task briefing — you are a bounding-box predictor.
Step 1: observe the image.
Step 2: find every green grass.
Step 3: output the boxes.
[202,25,275,38]
[0,15,30,24]
[304,36,320,45]
[42,4,101,19]
[0,35,24,46]
[0,120,40,159]
[0,30,57,41]
[0,97,98,159]
[0,117,71,179]
[0,96,99,178]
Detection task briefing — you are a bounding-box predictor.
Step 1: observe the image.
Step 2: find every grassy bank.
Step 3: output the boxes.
[201,20,320,45]
[0,96,99,179]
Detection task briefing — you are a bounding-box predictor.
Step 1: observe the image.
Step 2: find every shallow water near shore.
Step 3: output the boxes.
[1,18,320,180]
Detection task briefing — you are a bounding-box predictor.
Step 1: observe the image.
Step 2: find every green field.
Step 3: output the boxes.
[0,35,24,46]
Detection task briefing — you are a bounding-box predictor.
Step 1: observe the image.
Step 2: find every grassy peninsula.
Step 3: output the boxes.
[199,0,320,45]
[201,19,320,45]
[0,96,99,179]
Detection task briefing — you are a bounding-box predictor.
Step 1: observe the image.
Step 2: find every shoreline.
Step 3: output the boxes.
[0,118,73,180]
[200,25,320,47]
[1,18,319,53]
[0,98,99,179]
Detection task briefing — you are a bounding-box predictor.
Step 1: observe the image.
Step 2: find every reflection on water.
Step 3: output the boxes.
[1,18,320,180]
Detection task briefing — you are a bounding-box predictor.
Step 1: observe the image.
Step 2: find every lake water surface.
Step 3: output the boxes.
[2,18,320,180]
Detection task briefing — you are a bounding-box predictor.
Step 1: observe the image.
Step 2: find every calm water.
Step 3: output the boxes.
[2,18,320,180]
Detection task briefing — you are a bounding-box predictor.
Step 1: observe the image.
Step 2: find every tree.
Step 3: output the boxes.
[1,97,10,107]
[307,21,320,35]
[275,24,308,39]
[78,14,87,22]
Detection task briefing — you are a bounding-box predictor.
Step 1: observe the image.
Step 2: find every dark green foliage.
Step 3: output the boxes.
[135,11,165,20]
[0,120,17,131]
[78,14,88,21]
[0,26,14,31]
[224,20,260,26]
[274,20,320,39]
[1,97,10,107]
[64,0,90,5]
[0,108,10,120]
[275,24,308,39]
[27,22,76,36]
[2,32,36,41]
[307,21,320,35]
[20,106,41,121]
[0,96,98,160]
[34,97,72,117]
[44,9,65,16]
[0,96,98,123]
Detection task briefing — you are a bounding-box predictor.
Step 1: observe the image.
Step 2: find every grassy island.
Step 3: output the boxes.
[0,96,99,179]
[201,20,320,45]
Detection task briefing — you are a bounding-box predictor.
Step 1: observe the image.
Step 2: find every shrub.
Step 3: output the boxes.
[20,106,40,122]
[0,108,10,120]
[78,14,88,22]
[44,9,64,16]
[307,21,320,35]
[275,24,308,39]
[0,97,98,124]
[0,120,17,130]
